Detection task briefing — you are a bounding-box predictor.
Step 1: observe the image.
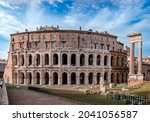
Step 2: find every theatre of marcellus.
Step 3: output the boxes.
[4,26,129,86]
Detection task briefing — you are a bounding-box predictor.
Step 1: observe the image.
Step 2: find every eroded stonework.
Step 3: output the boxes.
[4,26,128,85]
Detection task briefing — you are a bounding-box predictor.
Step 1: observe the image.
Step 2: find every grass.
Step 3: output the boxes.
[108,84,150,96]
[28,86,124,105]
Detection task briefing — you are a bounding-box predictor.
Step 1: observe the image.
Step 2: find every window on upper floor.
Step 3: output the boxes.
[61,41,66,48]
[101,44,104,50]
[93,43,97,49]
[28,42,32,49]
[107,45,110,50]
[35,42,39,48]
[82,42,87,48]
[20,42,24,49]
[72,41,77,48]
[45,41,50,48]
[51,41,56,48]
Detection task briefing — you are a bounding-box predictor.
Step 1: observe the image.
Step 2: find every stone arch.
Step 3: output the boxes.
[97,55,101,66]
[121,73,124,83]
[116,57,119,66]
[111,56,115,66]
[14,72,17,84]
[117,73,120,83]
[45,54,49,65]
[62,53,68,65]
[20,54,24,66]
[80,54,85,66]
[71,54,76,66]
[28,54,32,66]
[62,72,67,85]
[88,54,93,65]
[53,53,58,65]
[53,72,58,85]
[36,72,40,84]
[45,72,49,85]
[104,72,108,81]
[27,72,32,85]
[111,73,115,83]
[121,57,124,66]
[104,55,108,66]
[97,73,101,84]
[20,72,25,84]
[80,73,85,84]
[35,54,40,66]
[88,72,93,84]
[71,72,76,84]
[13,55,17,66]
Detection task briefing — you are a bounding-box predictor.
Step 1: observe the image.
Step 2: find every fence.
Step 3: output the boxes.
[107,92,150,105]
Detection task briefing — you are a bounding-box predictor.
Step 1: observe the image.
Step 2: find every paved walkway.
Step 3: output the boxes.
[7,89,79,105]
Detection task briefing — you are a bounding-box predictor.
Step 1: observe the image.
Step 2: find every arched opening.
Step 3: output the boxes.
[111,56,114,66]
[88,54,93,65]
[121,73,124,83]
[111,73,115,83]
[28,73,32,84]
[62,72,67,85]
[36,54,40,66]
[13,55,17,66]
[104,55,108,66]
[36,72,40,84]
[45,72,49,85]
[71,54,76,66]
[116,57,119,66]
[53,72,58,85]
[45,54,49,65]
[97,55,101,66]
[88,73,93,84]
[53,54,58,65]
[104,72,108,81]
[14,73,17,84]
[117,73,120,83]
[97,73,101,84]
[80,54,85,66]
[121,57,124,66]
[28,55,32,66]
[71,73,76,84]
[20,72,24,84]
[80,73,85,84]
[62,54,68,65]
[20,55,24,66]
[143,73,146,80]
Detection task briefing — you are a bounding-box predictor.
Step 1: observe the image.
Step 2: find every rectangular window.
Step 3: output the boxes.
[45,42,50,48]
[101,44,104,50]
[35,42,39,48]
[51,41,55,48]
[61,41,66,48]
[72,41,77,48]
[93,43,97,49]
[107,45,110,50]
[82,42,87,48]
[28,42,32,49]
[20,42,24,49]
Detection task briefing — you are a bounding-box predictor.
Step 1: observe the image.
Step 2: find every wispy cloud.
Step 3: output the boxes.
[0,0,150,59]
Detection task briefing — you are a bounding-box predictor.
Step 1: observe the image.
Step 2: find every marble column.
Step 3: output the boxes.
[129,43,135,75]
[138,41,142,75]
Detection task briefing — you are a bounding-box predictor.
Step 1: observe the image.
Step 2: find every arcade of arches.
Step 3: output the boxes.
[12,51,128,85]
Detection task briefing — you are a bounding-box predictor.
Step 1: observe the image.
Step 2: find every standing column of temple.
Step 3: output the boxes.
[138,41,142,75]
[129,42,134,75]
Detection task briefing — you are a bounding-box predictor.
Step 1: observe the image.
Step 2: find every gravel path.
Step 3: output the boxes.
[7,88,79,105]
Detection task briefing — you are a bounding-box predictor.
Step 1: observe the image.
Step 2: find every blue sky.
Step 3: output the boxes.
[0,0,150,59]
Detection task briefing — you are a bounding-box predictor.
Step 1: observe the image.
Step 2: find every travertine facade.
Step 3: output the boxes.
[4,26,128,85]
